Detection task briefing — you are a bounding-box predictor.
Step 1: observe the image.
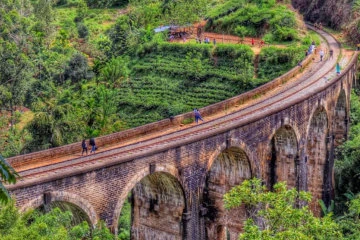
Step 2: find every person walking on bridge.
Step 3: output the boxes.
[89,138,97,154]
[81,139,88,156]
[319,49,324,61]
[336,62,341,75]
[194,109,204,124]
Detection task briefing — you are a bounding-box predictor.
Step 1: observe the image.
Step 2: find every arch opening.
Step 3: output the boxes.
[306,107,328,216]
[20,191,98,228]
[334,90,348,147]
[267,125,299,190]
[117,172,185,240]
[204,147,251,240]
[39,201,92,226]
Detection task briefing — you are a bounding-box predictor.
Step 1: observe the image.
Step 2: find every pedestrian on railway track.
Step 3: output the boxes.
[251,38,254,46]
[194,109,204,124]
[81,139,88,156]
[319,49,324,61]
[89,138,97,154]
[336,62,341,75]
[329,49,334,59]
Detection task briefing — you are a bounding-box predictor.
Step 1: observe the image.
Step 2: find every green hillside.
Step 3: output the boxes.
[119,43,254,126]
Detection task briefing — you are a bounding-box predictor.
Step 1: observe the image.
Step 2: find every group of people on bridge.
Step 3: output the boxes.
[81,138,97,156]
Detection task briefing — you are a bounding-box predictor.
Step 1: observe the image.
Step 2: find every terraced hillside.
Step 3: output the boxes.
[119,43,255,127]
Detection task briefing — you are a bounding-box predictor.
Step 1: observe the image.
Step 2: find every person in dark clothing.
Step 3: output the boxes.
[89,138,96,154]
[194,109,204,124]
[81,139,88,156]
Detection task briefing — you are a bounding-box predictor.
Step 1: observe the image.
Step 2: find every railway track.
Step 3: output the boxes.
[9,25,357,190]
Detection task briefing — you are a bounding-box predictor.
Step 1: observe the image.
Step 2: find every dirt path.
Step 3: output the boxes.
[172,31,287,54]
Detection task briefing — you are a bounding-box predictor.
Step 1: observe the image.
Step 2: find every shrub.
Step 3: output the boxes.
[257,45,306,80]
[77,22,89,39]
[206,0,299,41]
[64,53,89,84]
[181,118,194,125]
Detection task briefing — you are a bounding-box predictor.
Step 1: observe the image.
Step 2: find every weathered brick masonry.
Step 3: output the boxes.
[6,35,359,239]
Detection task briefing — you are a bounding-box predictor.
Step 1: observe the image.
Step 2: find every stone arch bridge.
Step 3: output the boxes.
[7,27,359,240]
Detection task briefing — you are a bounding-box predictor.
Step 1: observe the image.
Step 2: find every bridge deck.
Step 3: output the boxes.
[8,26,357,190]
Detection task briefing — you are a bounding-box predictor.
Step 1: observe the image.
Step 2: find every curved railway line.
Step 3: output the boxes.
[8,25,358,190]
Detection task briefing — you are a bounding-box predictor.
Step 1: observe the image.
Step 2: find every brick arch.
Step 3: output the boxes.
[206,137,258,177]
[305,105,329,216]
[19,191,98,227]
[269,119,302,144]
[204,141,253,240]
[267,124,299,190]
[112,164,184,235]
[305,101,330,136]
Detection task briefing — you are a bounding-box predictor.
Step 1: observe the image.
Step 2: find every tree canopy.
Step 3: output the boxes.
[224,178,342,239]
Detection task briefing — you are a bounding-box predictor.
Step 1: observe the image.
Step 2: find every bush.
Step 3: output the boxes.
[205,0,299,41]
[77,22,89,39]
[213,44,253,60]
[257,45,306,80]
[64,53,90,84]
[181,118,194,125]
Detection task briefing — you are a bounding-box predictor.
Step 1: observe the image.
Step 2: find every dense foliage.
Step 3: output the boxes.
[293,0,360,46]
[0,201,113,240]
[224,178,342,239]
[0,155,17,203]
[225,177,360,239]
[118,197,131,240]
[206,0,300,42]
[257,45,307,80]
[335,89,360,213]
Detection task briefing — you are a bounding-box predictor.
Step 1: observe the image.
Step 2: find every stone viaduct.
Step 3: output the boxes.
[6,27,359,240]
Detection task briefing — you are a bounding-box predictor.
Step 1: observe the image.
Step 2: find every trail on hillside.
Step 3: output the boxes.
[171,31,287,52]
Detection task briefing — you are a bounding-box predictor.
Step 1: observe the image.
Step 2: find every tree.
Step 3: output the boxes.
[0,41,33,127]
[24,91,85,152]
[0,5,34,127]
[224,178,342,239]
[0,155,18,204]
[99,57,130,87]
[107,15,131,56]
[0,201,113,240]
[64,53,89,84]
